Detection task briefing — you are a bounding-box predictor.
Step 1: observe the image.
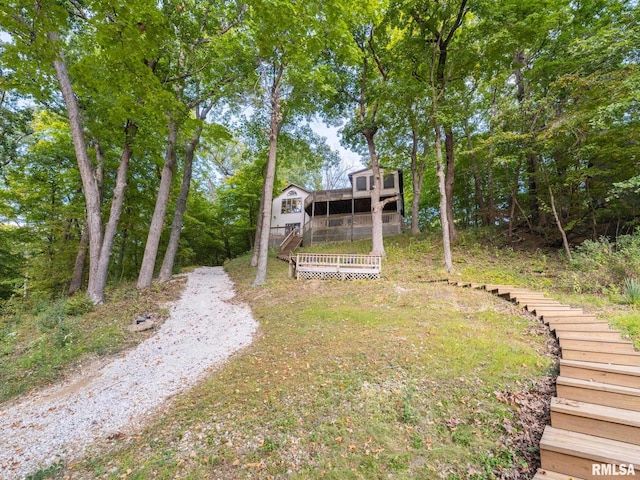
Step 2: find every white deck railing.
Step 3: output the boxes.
[292,253,382,280]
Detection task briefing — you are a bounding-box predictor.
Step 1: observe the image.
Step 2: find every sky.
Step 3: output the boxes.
[309,117,365,172]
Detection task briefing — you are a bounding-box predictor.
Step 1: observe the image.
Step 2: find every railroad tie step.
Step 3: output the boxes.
[553,330,624,341]
[560,347,640,366]
[532,468,587,480]
[518,300,566,309]
[551,397,640,445]
[559,359,640,389]
[544,315,599,324]
[540,427,640,479]
[558,337,637,354]
[533,307,585,317]
[556,376,640,411]
[550,322,613,332]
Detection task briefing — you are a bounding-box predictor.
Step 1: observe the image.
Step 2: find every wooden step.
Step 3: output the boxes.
[550,397,640,445]
[529,305,579,312]
[533,309,584,319]
[551,322,613,332]
[560,359,640,389]
[559,337,636,354]
[554,330,624,341]
[540,427,640,479]
[543,315,599,324]
[561,348,640,366]
[512,296,550,303]
[556,376,640,411]
[518,300,565,308]
[532,469,587,480]
[497,287,532,297]
[540,311,592,320]
[480,284,504,292]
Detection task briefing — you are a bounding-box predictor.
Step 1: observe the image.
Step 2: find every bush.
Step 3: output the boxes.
[623,278,640,306]
[567,229,640,294]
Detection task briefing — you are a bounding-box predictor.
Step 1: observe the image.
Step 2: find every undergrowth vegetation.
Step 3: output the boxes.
[0,277,186,403]
[6,228,640,479]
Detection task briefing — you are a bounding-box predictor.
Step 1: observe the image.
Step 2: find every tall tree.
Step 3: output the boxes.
[249,0,334,285]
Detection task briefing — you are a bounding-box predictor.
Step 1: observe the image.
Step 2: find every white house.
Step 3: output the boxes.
[269,184,311,246]
[270,168,404,247]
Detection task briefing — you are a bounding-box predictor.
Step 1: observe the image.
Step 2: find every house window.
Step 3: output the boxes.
[356,176,367,191]
[281,198,302,214]
[383,173,395,189]
[369,175,374,190]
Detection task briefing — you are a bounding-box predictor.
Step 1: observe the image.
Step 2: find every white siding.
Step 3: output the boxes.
[271,186,310,235]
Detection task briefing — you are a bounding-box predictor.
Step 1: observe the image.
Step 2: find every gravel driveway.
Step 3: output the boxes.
[0,267,258,479]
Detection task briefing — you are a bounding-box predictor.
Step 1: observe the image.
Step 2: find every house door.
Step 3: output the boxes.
[285,223,301,235]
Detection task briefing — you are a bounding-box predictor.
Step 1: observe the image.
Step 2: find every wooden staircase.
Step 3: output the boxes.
[276,233,302,262]
[449,281,640,479]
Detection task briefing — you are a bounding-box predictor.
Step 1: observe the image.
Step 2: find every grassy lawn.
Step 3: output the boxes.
[65,233,560,479]
[11,230,639,479]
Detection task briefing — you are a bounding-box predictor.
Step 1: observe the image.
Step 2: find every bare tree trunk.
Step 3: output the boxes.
[444,125,457,243]
[363,130,386,256]
[94,121,136,294]
[544,170,573,260]
[158,117,206,282]
[253,64,284,286]
[410,126,427,234]
[250,172,266,267]
[435,124,453,274]
[137,117,178,289]
[51,47,104,303]
[68,221,89,295]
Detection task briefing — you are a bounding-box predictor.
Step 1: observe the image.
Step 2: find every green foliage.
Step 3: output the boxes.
[0,278,184,403]
[568,230,640,294]
[25,459,65,480]
[623,278,640,306]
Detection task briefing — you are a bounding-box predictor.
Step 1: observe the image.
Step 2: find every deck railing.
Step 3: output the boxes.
[292,253,382,280]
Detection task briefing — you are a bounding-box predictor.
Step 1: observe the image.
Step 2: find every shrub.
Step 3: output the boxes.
[567,229,640,294]
[623,278,640,306]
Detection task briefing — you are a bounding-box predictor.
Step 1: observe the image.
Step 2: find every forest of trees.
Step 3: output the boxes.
[0,0,638,300]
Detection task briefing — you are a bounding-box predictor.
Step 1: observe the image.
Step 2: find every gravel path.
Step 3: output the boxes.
[0,267,258,480]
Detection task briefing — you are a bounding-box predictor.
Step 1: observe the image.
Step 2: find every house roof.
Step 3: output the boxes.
[281,183,311,194]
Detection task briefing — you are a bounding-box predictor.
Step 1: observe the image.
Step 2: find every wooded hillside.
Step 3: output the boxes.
[0,0,638,299]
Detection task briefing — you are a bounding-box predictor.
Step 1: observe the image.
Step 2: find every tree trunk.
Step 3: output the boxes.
[137,117,178,289]
[544,171,573,260]
[253,65,284,286]
[435,124,453,274]
[68,221,89,295]
[410,126,427,234]
[444,125,457,243]
[250,170,266,267]
[51,48,104,304]
[364,130,385,256]
[158,120,205,282]
[94,121,136,294]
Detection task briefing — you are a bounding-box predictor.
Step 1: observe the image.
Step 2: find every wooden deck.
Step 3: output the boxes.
[449,281,640,479]
[291,253,381,280]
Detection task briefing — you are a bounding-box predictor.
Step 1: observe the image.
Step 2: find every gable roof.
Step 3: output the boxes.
[281,183,311,194]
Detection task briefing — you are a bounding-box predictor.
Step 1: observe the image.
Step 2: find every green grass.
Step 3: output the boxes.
[8,229,639,479]
[63,233,562,479]
[0,277,186,403]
